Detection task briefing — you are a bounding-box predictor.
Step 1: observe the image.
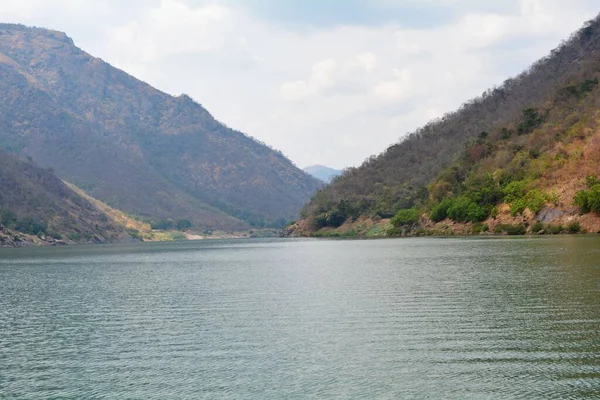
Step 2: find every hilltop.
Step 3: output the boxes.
[294,14,600,237]
[0,24,321,230]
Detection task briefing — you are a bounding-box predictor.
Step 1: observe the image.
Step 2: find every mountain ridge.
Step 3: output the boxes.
[295,13,600,236]
[0,23,321,229]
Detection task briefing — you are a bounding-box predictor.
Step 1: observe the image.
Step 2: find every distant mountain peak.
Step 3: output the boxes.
[303,165,342,183]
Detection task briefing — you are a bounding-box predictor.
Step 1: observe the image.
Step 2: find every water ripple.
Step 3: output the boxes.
[0,237,599,399]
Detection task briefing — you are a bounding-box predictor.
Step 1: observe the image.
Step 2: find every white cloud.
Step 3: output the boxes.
[280,59,338,101]
[108,1,232,62]
[0,0,598,169]
[373,68,414,102]
[356,52,378,72]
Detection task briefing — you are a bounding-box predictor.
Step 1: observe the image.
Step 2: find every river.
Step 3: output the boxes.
[1,237,599,398]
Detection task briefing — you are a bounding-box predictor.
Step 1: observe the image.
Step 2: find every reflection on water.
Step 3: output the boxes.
[0,237,599,398]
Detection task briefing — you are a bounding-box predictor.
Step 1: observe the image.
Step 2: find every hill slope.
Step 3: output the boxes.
[0,151,131,246]
[298,14,600,235]
[303,165,342,183]
[0,24,321,230]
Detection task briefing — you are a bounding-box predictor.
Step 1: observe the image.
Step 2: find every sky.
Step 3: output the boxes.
[1,1,599,169]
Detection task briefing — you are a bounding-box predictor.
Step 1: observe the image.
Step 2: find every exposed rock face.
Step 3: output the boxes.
[537,207,578,224]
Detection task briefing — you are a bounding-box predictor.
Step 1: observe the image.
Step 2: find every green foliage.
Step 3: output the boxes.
[430,198,453,222]
[504,181,548,216]
[0,209,17,227]
[560,78,599,99]
[547,225,564,234]
[585,175,600,188]
[151,219,175,230]
[517,108,543,135]
[574,190,590,213]
[472,222,488,234]
[523,189,548,214]
[364,224,389,237]
[310,198,372,230]
[503,181,527,203]
[470,186,503,207]
[490,206,499,219]
[310,230,340,238]
[532,221,545,233]
[510,198,527,217]
[175,219,193,231]
[494,224,526,235]
[510,190,548,216]
[68,232,82,241]
[14,217,47,235]
[447,196,486,223]
[169,231,187,240]
[567,221,582,233]
[391,208,420,227]
[47,230,63,240]
[313,209,348,229]
[573,184,600,214]
[429,176,500,223]
[337,199,366,220]
[310,228,367,238]
[500,128,513,140]
[126,228,142,240]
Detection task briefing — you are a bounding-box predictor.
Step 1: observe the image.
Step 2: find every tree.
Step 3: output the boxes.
[391,209,420,227]
[175,219,192,231]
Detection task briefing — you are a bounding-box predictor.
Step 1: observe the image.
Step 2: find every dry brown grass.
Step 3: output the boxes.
[64,182,173,242]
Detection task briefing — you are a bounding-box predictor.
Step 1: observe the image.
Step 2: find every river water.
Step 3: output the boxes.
[0,237,599,399]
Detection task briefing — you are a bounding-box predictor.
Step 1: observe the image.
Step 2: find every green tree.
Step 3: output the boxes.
[574,184,600,214]
[0,209,17,227]
[391,209,420,227]
[175,219,193,231]
[503,181,526,203]
[517,108,543,135]
[430,198,453,222]
[447,196,486,223]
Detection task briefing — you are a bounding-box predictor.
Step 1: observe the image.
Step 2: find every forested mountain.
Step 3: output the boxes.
[303,165,342,183]
[0,24,321,230]
[298,14,600,235]
[0,150,129,246]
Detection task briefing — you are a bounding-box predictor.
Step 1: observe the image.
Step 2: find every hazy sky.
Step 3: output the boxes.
[1,1,599,169]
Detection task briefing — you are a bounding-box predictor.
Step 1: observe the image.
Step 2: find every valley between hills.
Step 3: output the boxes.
[4,15,600,246]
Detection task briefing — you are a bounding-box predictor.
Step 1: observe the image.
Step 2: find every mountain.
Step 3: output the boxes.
[0,150,131,246]
[303,165,342,183]
[0,24,321,230]
[296,14,600,236]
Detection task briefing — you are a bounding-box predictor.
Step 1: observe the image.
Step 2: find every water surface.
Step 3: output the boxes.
[0,237,599,398]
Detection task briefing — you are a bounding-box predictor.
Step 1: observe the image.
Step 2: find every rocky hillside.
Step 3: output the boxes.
[0,151,131,246]
[0,24,321,230]
[297,14,600,236]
